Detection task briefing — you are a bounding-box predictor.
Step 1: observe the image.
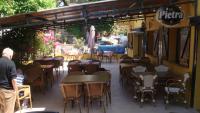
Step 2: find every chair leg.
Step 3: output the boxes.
[100,100,102,107]
[78,101,82,113]
[17,99,22,113]
[140,92,144,108]
[102,99,106,113]
[152,92,156,107]
[184,93,188,108]
[165,94,169,109]
[64,102,67,113]
[71,100,74,108]
[83,96,85,107]
[87,98,90,113]
[105,93,108,106]
[109,56,112,63]
[62,65,64,74]
[108,90,111,104]
[29,97,32,109]
[55,68,59,81]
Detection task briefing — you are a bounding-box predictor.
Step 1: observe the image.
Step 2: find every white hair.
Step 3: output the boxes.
[2,48,14,59]
[90,25,95,31]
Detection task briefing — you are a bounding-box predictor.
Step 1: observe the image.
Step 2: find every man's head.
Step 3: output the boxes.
[2,48,14,60]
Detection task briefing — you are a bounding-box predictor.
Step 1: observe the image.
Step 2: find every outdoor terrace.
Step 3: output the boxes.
[16,60,198,113]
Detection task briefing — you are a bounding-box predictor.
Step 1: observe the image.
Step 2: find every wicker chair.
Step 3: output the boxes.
[88,59,101,68]
[131,66,147,100]
[154,65,169,72]
[119,58,134,86]
[154,65,169,88]
[119,54,132,60]
[139,74,157,107]
[16,85,32,112]
[68,60,82,74]
[140,57,151,64]
[24,65,45,93]
[60,83,82,113]
[132,66,147,73]
[164,73,190,109]
[93,71,111,105]
[83,63,99,74]
[68,60,81,65]
[68,64,82,74]
[84,82,106,113]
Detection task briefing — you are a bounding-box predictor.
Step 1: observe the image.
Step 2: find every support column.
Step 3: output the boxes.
[194,0,200,110]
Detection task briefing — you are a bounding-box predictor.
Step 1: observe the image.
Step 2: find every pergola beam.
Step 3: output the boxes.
[0,0,195,30]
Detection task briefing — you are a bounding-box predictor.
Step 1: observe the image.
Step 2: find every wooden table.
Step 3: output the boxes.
[62,74,110,84]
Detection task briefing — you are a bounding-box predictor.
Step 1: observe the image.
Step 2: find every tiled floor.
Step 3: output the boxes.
[16,62,198,113]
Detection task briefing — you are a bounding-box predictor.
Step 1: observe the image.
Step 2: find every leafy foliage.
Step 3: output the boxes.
[73,37,85,49]
[65,19,114,40]
[66,24,84,38]
[0,0,56,65]
[94,20,114,33]
[0,28,36,61]
[0,0,56,16]
[34,31,54,57]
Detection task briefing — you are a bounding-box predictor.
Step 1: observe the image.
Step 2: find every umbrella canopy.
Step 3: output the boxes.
[88,25,95,49]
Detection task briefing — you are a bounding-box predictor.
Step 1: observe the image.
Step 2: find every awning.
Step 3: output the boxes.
[0,0,195,29]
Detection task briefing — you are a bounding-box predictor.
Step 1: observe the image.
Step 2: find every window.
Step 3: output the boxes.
[177,27,190,67]
[147,27,190,67]
[168,27,190,67]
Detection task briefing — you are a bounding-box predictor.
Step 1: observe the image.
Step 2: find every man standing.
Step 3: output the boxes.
[0,48,17,113]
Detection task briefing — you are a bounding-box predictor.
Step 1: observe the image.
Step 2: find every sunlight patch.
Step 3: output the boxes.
[15,107,46,113]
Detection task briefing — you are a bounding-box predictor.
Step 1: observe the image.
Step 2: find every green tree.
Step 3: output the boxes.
[0,0,56,16]
[0,0,56,65]
[94,20,114,34]
[65,20,114,40]
[66,23,84,38]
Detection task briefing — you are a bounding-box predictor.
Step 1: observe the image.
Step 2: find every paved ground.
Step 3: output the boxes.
[16,61,198,113]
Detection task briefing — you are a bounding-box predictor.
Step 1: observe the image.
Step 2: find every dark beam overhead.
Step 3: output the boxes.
[0,0,195,30]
